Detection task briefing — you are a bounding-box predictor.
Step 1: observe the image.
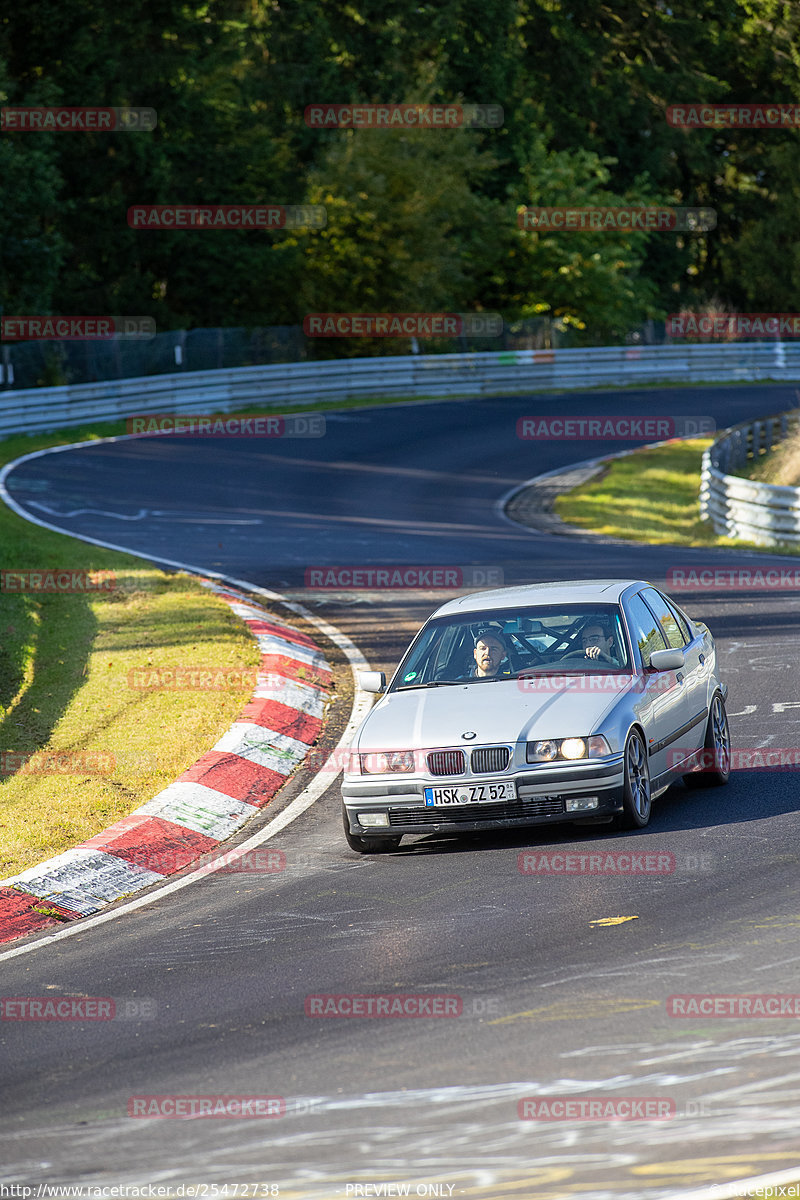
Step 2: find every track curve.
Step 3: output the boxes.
[2,384,800,1199]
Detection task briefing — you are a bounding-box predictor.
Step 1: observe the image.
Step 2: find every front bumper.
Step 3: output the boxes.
[342,758,625,836]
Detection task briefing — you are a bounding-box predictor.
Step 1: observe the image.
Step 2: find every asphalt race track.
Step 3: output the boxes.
[3,382,800,1199]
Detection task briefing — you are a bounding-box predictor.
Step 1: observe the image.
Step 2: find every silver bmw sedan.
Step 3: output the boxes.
[341,579,730,853]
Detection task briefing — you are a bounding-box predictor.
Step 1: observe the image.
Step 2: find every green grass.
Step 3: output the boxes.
[0,427,261,877]
[553,438,784,550]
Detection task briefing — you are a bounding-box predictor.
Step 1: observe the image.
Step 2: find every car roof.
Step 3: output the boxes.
[431,579,651,618]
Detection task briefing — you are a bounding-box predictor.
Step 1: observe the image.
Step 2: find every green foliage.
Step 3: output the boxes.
[1,1,799,337]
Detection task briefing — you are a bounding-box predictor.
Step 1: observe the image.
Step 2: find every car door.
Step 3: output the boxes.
[640,587,707,768]
[625,591,693,786]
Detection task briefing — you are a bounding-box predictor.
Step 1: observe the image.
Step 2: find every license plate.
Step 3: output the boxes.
[424,780,516,807]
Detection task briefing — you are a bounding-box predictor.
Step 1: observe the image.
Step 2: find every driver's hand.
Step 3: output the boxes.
[584,645,601,659]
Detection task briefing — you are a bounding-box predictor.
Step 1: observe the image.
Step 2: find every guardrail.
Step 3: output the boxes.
[2,340,800,439]
[700,410,800,545]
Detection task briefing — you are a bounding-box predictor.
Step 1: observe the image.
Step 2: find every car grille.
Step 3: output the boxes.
[387,795,565,826]
[470,746,510,773]
[427,750,466,776]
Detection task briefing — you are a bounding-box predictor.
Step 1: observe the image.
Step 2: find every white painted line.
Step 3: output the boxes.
[252,674,328,715]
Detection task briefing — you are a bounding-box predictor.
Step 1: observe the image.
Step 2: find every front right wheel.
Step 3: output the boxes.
[618,729,652,829]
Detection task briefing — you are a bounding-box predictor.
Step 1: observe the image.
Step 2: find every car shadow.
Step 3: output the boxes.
[390,769,800,855]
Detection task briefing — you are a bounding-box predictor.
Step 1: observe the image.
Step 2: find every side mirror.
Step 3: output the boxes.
[358,671,386,693]
[649,647,685,671]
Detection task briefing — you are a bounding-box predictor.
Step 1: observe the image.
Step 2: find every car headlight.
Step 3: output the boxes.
[360,750,416,775]
[526,736,611,763]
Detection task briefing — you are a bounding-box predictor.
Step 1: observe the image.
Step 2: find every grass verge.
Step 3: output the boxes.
[0,427,261,878]
[552,437,790,550]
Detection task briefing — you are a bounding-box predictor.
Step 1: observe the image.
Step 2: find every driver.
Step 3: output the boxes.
[578,622,619,664]
[461,628,514,679]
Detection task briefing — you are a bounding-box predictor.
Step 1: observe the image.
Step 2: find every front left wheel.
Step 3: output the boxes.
[342,807,402,854]
[683,692,731,788]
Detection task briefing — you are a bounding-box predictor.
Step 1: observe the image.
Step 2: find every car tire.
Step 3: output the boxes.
[683,692,731,788]
[342,806,402,854]
[617,729,652,829]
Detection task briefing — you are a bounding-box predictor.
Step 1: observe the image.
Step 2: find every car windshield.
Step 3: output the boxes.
[390,604,631,690]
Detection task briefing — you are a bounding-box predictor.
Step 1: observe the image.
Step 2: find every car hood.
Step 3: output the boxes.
[357,678,632,750]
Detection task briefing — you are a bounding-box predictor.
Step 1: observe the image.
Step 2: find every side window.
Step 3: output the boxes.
[626,593,668,667]
[641,587,686,650]
[666,597,694,643]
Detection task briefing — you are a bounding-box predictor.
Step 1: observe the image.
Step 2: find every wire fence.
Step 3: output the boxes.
[1,317,670,390]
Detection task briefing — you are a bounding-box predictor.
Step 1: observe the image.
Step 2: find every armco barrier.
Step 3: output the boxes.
[2,341,800,438]
[700,410,800,545]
